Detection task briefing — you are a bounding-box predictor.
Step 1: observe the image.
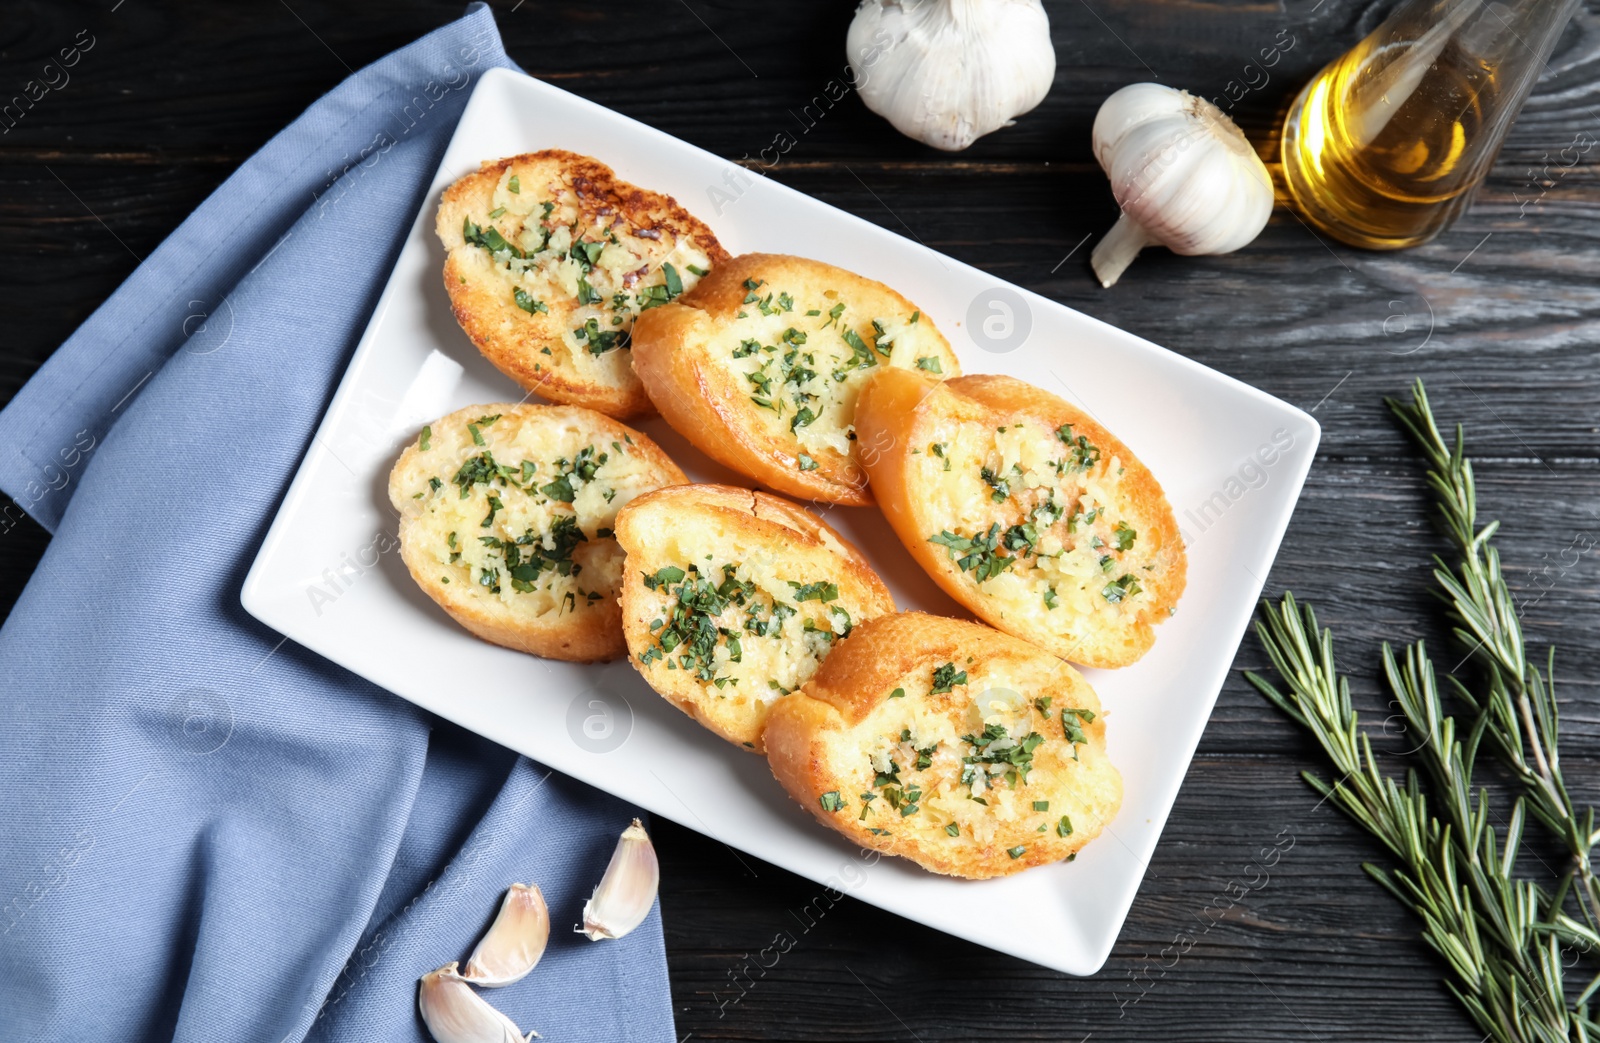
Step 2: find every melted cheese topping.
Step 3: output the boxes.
[633,534,869,711]
[915,414,1166,633]
[395,414,669,618]
[714,288,947,464]
[838,662,1096,848]
[464,166,714,386]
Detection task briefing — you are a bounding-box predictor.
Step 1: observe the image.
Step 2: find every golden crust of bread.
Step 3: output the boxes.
[630,253,960,506]
[436,150,730,419]
[388,403,686,662]
[765,612,1122,879]
[613,483,896,751]
[855,370,1186,668]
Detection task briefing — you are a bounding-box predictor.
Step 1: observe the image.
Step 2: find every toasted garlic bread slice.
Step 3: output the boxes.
[436,150,730,419]
[388,404,686,662]
[630,254,960,506]
[613,483,895,751]
[765,612,1121,879]
[855,370,1185,668]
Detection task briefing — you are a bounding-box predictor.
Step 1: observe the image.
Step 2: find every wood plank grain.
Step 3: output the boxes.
[7,159,1598,454]
[2,0,1596,166]
[4,2,1600,1041]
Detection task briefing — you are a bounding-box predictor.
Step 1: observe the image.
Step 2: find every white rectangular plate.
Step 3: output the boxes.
[243,66,1319,976]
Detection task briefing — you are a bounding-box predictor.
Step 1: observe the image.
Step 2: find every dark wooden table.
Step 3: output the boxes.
[4,1,1598,1039]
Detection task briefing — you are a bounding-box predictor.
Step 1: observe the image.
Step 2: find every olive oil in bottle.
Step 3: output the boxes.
[1280,0,1580,250]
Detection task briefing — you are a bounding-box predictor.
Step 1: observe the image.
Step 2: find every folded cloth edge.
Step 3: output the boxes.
[0,2,506,535]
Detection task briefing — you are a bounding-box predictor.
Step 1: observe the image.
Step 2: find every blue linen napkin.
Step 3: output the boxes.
[0,6,675,1041]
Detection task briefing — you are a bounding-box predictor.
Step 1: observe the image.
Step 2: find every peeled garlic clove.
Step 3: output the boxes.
[580,818,659,941]
[847,0,1056,152]
[418,963,538,1043]
[461,883,550,988]
[1089,83,1274,287]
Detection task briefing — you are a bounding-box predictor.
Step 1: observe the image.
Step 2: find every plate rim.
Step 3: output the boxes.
[242,63,1322,976]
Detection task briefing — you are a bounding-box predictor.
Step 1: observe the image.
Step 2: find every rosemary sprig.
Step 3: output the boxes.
[1390,386,1600,938]
[1247,380,1600,1043]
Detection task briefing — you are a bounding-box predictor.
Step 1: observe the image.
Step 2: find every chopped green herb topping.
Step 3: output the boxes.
[915,356,943,374]
[419,425,432,451]
[1114,521,1137,551]
[481,494,503,528]
[819,791,845,813]
[462,218,525,259]
[1056,423,1102,472]
[928,524,1014,582]
[930,662,967,694]
[640,563,740,683]
[481,515,587,592]
[1102,574,1143,604]
[1061,707,1097,748]
[643,565,686,590]
[960,723,1045,788]
[980,464,1019,503]
[513,287,548,315]
[636,263,685,311]
[840,327,876,370]
[573,317,628,355]
[787,580,839,603]
[452,451,500,498]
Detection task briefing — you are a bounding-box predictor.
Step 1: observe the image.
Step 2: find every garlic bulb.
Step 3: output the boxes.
[1089,83,1274,287]
[847,0,1056,152]
[580,819,659,941]
[461,883,550,988]
[418,964,538,1043]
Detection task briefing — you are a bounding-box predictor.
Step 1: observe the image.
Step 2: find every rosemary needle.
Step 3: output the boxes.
[1248,380,1600,1043]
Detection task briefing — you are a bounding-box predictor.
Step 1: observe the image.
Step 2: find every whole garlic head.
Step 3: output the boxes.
[848,0,1056,151]
[1089,83,1274,287]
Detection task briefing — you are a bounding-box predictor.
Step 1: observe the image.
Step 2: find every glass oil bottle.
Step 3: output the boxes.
[1280,0,1581,249]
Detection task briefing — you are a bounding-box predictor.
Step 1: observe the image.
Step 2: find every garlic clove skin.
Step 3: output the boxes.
[580,818,659,941]
[461,883,550,988]
[418,963,538,1043]
[848,0,1056,152]
[1089,83,1274,287]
